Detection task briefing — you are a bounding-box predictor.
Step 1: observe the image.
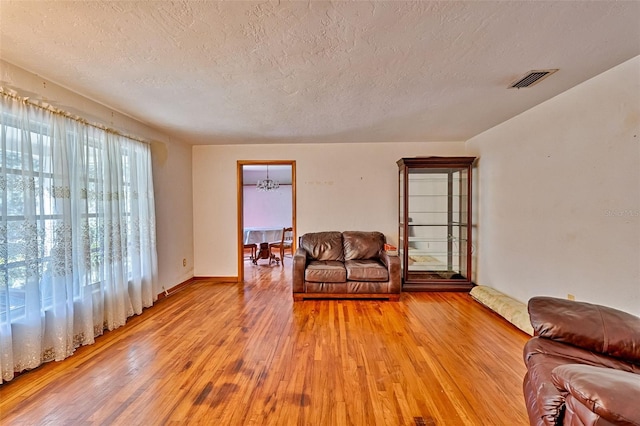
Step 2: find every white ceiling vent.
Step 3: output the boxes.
[509,69,558,89]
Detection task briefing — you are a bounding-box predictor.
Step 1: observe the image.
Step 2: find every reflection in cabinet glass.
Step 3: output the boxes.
[397,157,476,291]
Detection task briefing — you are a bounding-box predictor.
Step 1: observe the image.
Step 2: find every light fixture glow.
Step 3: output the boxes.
[256,165,279,192]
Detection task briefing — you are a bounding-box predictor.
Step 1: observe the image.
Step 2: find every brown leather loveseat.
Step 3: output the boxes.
[292,231,401,301]
[523,296,640,426]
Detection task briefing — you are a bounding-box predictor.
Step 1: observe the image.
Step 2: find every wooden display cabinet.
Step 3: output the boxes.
[397,157,476,291]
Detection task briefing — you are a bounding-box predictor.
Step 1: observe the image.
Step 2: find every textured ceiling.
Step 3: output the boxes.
[1,1,639,145]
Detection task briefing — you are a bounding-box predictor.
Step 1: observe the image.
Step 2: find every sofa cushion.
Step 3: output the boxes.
[563,395,616,426]
[345,259,388,282]
[343,231,385,261]
[552,364,640,425]
[528,296,640,365]
[305,260,346,283]
[300,231,344,262]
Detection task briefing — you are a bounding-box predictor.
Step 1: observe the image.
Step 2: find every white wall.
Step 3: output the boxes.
[243,184,292,229]
[1,60,195,294]
[151,139,194,289]
[466,56,640,316]
[193,142,466,277]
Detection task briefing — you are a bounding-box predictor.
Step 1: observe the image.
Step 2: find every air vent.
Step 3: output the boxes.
[509,69,558,89]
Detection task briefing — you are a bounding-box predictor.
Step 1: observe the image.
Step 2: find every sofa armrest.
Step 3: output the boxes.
[292,248,307,293]
[528,297,640,364]
[380,252,401,294]
[552,364,640,425]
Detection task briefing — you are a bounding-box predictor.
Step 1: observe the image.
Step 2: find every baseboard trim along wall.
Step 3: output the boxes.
[156,276,241,301]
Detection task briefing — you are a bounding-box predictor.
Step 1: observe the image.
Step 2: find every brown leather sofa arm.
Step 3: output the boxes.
[292,248,307,293]
[552,364,640,425]
[380,252,401,294]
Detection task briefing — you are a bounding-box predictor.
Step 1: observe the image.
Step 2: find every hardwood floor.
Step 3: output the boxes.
[0,261,530,425]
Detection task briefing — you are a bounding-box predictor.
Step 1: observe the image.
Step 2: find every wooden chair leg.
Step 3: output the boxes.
[269,246,280,266]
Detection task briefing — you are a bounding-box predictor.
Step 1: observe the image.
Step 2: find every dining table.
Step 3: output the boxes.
[243,227,284,245]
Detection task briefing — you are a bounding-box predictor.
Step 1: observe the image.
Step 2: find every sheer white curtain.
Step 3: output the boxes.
[0,91,158,383]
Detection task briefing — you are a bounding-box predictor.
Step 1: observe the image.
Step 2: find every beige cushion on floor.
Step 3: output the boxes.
[470,285,534,335]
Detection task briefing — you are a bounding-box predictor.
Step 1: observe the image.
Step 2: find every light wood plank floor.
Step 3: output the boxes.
[0,261,530,425]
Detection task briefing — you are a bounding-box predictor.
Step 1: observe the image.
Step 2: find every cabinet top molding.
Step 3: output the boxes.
[397,157,477,168]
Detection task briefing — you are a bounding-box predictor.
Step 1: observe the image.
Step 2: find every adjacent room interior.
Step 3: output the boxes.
[240,162,295,274]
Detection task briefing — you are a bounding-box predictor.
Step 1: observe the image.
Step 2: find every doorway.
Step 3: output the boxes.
[237,160,296,282]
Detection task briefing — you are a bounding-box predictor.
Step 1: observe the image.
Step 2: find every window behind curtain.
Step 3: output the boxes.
[0,91,158,383]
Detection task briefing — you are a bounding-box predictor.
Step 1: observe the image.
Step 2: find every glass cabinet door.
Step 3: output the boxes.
[398,157,475,291]
[407,168,468,279]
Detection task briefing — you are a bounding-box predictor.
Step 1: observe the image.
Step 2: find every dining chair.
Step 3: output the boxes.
[269,227,293,266]
[243,243,257,264]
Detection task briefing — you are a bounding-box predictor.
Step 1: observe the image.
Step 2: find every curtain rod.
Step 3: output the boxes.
[0,86,150,145]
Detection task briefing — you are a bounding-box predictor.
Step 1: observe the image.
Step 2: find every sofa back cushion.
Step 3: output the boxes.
[343,231,385,261]
[528,296,640,365]
[300,231,344,261]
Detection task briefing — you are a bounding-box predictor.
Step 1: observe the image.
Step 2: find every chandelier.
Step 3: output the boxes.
[256,165,280,192]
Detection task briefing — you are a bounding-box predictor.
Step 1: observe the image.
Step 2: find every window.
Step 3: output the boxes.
[0,91,158,383]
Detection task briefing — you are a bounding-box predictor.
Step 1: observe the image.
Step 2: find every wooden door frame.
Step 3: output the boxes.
[237,160,296,282]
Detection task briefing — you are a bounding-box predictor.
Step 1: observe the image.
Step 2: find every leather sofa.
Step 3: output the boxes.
[292,231,401,301]
[523,296,640,426]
